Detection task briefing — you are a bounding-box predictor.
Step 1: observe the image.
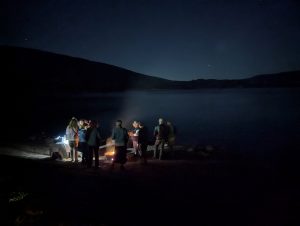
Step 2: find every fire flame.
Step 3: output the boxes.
[104,137,115,158]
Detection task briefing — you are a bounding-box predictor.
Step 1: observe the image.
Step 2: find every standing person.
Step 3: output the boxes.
[78,119,88,166]
[138,121,148,164]
[86,120,101,169]
[66,117,79,162]
[129,121,140,156]
[111,120,129,170]
[153,118,169,160]
[166,121,177,154]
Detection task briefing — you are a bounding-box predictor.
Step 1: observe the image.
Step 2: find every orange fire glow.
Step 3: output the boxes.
[104,137,115,158]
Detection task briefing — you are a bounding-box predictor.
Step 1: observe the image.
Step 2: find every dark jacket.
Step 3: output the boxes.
[138,126,148,144]
[154,124,169,140]
[86,127,101,147]
[112,127,129,146]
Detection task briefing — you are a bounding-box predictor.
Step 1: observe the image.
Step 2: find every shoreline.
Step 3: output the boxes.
[0,137,299,225]
[1,150,297,226]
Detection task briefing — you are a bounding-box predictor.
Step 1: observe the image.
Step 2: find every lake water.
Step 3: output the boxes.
[32,88,300,162]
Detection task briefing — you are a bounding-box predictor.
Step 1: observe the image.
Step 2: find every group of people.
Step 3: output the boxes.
[65,117,176,170]
[129,118,176,161]
[66,118,101,168]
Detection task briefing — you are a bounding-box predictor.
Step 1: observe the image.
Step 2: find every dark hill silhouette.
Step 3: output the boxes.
[0,45,299,141]
[176,71,300,88]
[1,45,300,95]
[1,45,176,95]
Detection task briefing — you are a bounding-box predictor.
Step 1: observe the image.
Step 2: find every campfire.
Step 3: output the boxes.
[103,137,115,160]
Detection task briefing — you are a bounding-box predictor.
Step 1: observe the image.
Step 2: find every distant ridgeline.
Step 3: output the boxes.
[1,45,300,95]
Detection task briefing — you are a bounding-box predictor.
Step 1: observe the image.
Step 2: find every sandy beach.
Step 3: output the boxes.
[1,144,298,226]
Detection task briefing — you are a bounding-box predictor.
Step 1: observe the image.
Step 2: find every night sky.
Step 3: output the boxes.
[1,0,300,80]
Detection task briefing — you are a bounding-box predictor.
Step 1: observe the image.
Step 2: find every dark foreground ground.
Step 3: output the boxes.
[0,150,299,226]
